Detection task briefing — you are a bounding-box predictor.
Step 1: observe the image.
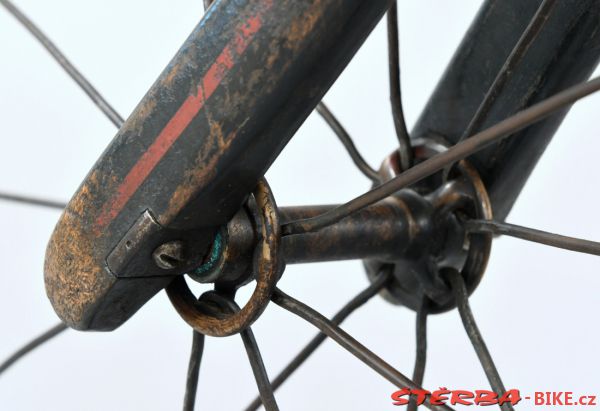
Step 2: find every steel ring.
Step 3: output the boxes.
[166,178,281,337]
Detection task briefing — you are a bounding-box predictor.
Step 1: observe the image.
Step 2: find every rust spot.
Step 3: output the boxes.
[161,127,237,225]
[44,171,114,329]
[284,0,324,47]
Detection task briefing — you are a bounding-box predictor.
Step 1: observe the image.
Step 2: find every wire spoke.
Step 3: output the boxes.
[271,288,455,411]
[0,0,124,128]
[0,322,67,376]
[387,0,413,170]
[408,297,428,411]
[467,219,600,256]
[458,0,557,144]
[244,268,392,411]
[445,269,514,411]
[442,0,558,179]
[282,76,600,236]
[316,102,379,182]
[0,0,124,212]
[206,293,279,411]
[0,191,66,210]
[183,331,206,411]
[240,320,279,411]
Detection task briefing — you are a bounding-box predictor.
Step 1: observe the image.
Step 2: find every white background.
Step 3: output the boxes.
[1,1,600,410]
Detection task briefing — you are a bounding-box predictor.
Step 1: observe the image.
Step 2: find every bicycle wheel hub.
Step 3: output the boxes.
[182,137,492,318]
[364,137,492,313]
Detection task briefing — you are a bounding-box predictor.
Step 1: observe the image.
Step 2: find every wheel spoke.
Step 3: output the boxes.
[183,331,205,411]
[0,191,65,210]
[0,0,124,128]
[282,76,600,236]
[408,297,428,411]
[240,321,279,411]
[442,0,558,179]
[387,0,413,170]
[445,269,514,411]
[467,219,600,256]
[244,268,391,411]
[316,102,379,182]
[271,288,455,411]
[206,293,279,411]
[457,0,558,144]
[0,322,67,376]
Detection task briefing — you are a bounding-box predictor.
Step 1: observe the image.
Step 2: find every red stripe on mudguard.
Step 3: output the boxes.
[95,6,268,229]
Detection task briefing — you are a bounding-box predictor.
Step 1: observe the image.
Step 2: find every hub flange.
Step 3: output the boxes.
[364,137,493,313]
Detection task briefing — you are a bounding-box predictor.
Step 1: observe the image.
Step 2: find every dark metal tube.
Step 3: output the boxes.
[217,194,425,274]
[280,201,412,264]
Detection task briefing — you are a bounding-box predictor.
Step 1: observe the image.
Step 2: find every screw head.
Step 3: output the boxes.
[153,241,185,270]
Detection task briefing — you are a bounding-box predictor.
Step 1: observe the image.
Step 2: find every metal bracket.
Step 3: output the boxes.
[107,210,175,278]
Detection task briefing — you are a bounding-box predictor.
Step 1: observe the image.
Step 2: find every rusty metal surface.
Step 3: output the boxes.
[44,0,392,331]
[199,200,417,279]
[4,0,599,407]
[43,0,600,335]
[280,202,412,264]
[166,179,282,337]
[364,137,492,313]
[181,138,492,314]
